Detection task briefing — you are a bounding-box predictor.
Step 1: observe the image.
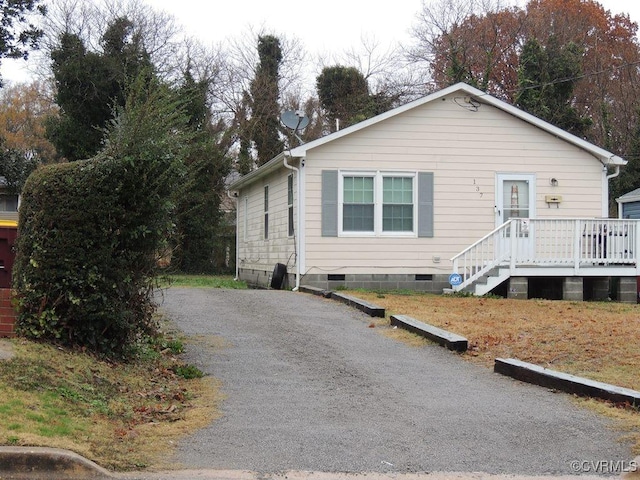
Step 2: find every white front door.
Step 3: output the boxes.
[496,174,536,260]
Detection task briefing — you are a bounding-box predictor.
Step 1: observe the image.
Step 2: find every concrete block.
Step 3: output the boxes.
[563,277,583,301]
[507,277,527,299]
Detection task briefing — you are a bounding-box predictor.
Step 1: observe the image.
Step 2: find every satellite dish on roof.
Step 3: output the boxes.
[281,110,309,146]
[281,110,309,131]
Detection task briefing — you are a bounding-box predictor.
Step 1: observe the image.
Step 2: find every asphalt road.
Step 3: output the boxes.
[157,288,632,476]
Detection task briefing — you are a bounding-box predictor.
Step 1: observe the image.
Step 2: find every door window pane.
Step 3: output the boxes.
[503,180,529,219]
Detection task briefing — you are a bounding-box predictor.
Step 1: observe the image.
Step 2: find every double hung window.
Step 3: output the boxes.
[339,172,415,236]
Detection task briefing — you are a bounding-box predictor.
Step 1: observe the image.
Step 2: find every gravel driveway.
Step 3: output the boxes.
[157,288,632,475]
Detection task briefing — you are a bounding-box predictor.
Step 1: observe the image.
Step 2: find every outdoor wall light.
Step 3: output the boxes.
[550,178,559,187]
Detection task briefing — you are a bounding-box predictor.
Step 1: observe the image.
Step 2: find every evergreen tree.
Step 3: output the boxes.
[611,110,640,208]
[249,35,284,167]
[45,17,153,161]
[316,66,374,132]
[0,0,46,87]
[515,37,591,137]
[172,70,231,273]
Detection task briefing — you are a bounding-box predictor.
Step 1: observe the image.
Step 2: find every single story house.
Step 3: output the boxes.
[617,188,640,219]
[229,82,639,302]
[0,177,19,224]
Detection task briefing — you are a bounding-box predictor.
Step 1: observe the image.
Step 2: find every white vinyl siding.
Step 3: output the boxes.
[237,170,296,272]
[304,94,605,274]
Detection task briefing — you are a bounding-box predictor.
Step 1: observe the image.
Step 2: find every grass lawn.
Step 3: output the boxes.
[161,274,246,289]
[341,290,640,454]
[0,323,222,471]
[0,275,239,470]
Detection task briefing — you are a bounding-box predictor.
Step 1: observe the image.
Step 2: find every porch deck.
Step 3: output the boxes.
[451,218,640,296]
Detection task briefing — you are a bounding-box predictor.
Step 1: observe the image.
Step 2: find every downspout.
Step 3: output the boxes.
[605,162,621,218]
[283,152,301,291]
[227,189,239,281]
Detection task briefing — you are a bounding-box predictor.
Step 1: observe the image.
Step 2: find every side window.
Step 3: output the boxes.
[0,194,18,212]
[264,185,269,240]
[322,170,433,238]
[243,196,248,242]
[287,174,294,237]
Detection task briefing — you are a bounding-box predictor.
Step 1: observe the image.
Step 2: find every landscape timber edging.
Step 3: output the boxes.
[298,285,332,298]
[328,291,385,318]
[495,358,640,405]
[390,314,468,352]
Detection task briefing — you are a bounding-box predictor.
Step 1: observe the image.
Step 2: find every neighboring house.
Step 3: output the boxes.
[0,177,19,224]
[229,83,639,302]
[617,188,640,219]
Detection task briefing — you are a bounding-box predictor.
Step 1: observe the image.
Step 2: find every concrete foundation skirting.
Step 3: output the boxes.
[495,358,640,405]
[390,314,468,352]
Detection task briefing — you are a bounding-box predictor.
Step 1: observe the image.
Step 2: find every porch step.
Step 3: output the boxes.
[473,267,510,296]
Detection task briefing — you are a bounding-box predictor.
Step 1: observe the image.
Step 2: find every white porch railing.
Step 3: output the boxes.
[450,218,640,292]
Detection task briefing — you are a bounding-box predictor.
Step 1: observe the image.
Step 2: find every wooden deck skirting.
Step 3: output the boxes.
[390,314,468,352]
[495,358,640,405]
[329,292,385,318]
[0,289,16,338]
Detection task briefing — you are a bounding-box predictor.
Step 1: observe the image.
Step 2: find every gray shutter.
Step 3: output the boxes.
[321,170,338,237]
[418,172,434,238]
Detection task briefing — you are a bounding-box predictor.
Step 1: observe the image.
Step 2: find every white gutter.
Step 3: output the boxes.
[283,152,300,291]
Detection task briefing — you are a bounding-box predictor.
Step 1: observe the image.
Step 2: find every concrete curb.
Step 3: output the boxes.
[390,315,468,352]
[494,358,640,405]
[0,446,114,479]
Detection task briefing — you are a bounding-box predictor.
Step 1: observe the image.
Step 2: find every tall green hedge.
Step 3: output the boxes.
[12,79,187,358]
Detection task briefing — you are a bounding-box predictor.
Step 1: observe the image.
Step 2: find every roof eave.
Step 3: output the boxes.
[228,152,286,191]
[291,83,626,167]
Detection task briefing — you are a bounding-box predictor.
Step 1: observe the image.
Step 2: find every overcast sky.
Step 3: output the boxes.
[1,0,639,84]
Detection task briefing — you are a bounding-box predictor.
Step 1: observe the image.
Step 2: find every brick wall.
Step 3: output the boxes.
[0,288,16,337]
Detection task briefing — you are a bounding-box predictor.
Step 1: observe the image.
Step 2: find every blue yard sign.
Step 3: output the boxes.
[449,273,463,287]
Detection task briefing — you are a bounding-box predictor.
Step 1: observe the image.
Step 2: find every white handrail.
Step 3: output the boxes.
[450,218,640,292]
